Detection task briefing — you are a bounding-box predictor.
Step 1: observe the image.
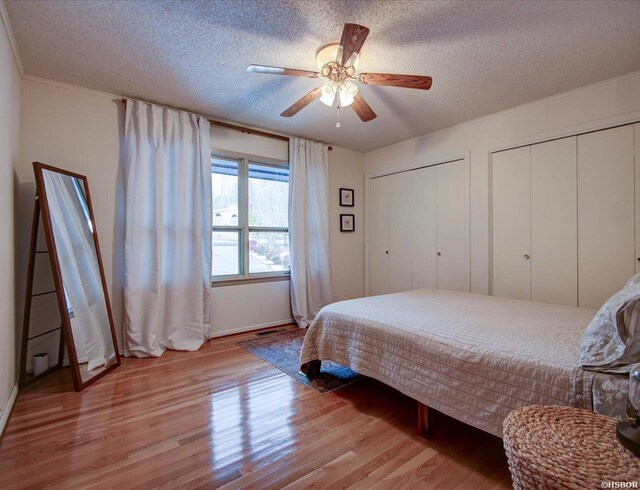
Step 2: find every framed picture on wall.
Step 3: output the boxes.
[340,214,355,232]
[339,188,354,207]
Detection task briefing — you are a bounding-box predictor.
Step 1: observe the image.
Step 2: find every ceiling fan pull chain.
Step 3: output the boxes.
[336,104,341,128]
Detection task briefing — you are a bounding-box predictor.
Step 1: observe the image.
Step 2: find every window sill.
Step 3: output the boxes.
[211,274,290,287]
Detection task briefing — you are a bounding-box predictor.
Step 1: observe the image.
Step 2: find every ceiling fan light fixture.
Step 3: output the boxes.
[338,80,358,107]
[320,81,337,107]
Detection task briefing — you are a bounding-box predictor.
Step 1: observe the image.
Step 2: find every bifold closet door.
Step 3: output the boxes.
[411,167,437,290]
[530,137,577,306]
[578,125,635,309]
[389,172,413,293]
[492,146,531,300]
[436,160,467,291]
[370,176,390,296]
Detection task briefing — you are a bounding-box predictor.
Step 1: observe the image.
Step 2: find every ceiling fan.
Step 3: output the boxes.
[246,23,432,127]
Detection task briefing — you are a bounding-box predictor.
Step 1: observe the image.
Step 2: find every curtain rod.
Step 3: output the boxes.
[120,98,333,150]
[120,98,287,142]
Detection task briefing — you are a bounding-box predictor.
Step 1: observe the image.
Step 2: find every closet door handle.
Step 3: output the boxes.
[524,254,530,260]
[385,250,389,255]
[437,251,442,257]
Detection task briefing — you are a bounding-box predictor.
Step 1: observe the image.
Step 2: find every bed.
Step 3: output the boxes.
[300,288,627,437]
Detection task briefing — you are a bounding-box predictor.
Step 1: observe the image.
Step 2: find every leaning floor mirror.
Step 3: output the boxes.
[20,162,120,391]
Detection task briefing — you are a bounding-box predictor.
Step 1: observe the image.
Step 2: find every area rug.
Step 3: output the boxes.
[236,329,361,394]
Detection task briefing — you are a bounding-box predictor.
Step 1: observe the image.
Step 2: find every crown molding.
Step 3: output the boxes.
[0,0,24,77]
[23,74,123,100]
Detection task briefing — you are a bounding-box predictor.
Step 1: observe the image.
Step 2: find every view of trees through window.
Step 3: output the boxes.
[211,157,289,278]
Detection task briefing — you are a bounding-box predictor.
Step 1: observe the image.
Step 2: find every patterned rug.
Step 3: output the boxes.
[236,329,361,394]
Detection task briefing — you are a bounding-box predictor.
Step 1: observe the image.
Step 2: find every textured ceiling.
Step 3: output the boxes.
[6,0,640,152]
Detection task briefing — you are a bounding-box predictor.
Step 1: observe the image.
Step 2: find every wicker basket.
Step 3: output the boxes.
[503,405,640,489]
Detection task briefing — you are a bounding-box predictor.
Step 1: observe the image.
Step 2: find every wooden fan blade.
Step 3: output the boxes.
[337,23,370,66]
[351,92,377,122]
[247,64,320,79]
[358,73,433,90]
[281,88,322,117]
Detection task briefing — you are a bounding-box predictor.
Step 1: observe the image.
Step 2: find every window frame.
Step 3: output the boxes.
[211,152,290,284]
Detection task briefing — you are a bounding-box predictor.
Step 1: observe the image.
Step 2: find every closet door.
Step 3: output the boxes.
[530,137,577,306]
[636,123,640,275]
[411,166,437,290]
[370,176,390,295]
[436,160,468,292]
[578,125,635,308]
[492,147,531,300]
[389,172,413,293]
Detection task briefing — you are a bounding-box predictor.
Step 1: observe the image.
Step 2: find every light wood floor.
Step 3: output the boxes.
[0,325,512,489]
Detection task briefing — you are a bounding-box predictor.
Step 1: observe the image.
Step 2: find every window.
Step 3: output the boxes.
[212,155,289,282]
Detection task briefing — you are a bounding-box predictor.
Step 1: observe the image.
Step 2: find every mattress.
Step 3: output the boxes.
[300,289,600,437]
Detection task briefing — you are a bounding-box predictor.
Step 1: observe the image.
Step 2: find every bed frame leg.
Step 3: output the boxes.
[418,402,431,439]
[304,360,321,380]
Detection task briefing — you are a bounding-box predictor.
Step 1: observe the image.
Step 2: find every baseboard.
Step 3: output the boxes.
[0,382,19,444]
[210,319,295,339]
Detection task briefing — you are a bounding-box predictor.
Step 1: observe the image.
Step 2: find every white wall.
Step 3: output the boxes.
[364,70,640,294]
[210,280,293,336]
[0,7,21,424]
[328,147,365,301]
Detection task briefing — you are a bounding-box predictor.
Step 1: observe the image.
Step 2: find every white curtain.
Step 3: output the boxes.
[289,137,333,328]
[43,171,115,371]
[124,100,212,357]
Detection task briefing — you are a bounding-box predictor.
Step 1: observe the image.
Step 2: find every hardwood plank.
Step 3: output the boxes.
[0,324,510,489]
[369,447,441,488]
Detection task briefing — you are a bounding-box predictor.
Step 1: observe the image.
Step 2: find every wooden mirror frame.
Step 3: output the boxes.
[22,162,121,391]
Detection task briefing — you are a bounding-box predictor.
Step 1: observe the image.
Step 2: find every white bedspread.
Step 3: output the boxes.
[300,289,598,437]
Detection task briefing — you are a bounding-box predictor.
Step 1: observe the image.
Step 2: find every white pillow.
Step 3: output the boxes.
[579,273,640,370]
